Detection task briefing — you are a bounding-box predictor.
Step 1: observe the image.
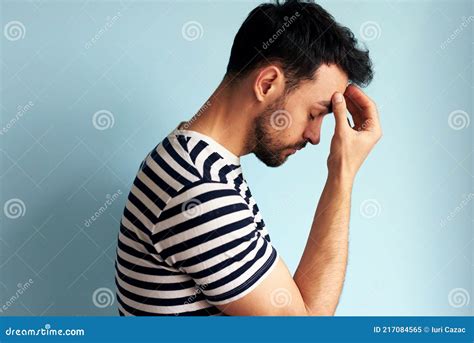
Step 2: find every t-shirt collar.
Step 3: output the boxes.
[173,121,241,166]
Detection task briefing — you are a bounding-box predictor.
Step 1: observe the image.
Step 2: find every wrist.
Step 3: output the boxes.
[327,168,355,189]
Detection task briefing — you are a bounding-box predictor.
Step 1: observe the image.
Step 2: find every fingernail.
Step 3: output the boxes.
[334,93,343,104]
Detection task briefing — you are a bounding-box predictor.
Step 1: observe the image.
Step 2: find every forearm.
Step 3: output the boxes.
[293,172,354,315]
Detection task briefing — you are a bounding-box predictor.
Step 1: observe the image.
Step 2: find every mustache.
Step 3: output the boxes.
[289,141,307,150]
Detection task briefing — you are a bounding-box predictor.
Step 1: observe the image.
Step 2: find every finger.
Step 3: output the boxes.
[344,84,374,111]
[344,84,380,128]
[345,96,364,128]
[332,92,349,133]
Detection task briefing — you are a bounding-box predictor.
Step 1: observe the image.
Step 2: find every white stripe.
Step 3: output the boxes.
[176,226,259,275]
[116,275,213,314]
[190,233,265,285]
[136,170,169,204]
[146,152,182,190]
[121,215,154,245]
[162,138,201,183]
[203,242,274,298]
[130,185,162,219]
[125,200,154,231]
[156,193,248,236]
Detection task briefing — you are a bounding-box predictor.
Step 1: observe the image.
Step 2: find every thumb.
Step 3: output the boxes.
[332,92,349,132]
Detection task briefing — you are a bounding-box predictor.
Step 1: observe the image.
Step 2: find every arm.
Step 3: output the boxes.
[215,85,382,316]
[292,171,353,315]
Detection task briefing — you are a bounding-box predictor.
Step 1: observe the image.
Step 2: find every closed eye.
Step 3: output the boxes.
[309,114,315,121]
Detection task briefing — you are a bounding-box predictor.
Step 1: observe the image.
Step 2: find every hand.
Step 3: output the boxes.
[327,84,382,180]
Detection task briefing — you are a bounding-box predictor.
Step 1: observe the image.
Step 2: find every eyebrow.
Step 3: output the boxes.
[316,100,333,114]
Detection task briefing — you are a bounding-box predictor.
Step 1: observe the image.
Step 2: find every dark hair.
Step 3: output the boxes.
[225,0,374,92]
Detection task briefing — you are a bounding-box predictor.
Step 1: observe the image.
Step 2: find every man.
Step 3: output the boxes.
[115,0,382,316]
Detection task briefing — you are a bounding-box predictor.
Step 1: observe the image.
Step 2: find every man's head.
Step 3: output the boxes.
[225,0,374,167]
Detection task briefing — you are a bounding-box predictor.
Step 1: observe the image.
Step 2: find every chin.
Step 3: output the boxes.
[255,151,288,168]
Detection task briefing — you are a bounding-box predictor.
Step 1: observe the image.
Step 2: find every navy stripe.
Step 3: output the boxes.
[218,165,233,183]
[202,152,222,180]
[162,137,201,178]
[117,239,160,266]
[159,216,254,260]
[188,234,259,279]
[158,188,239,222]
[205,237,270,291]
[177,230,256,268]
[115,278,206,307]
[189,140,208,164]
[142,164,176,197]
[133,177,166,210]
[123,206,151,237]
[177,135,189,153]
[128,192,159,224]
[152,202,249,243]
[233,173,244,191]
[150,147,191,186]
[119,223,155,253]
[116,293,220,316]
[116,266,195,291]
[116,254,181,277]
[206,248,277,303]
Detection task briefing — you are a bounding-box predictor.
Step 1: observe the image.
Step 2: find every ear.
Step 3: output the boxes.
[253,65,284,102]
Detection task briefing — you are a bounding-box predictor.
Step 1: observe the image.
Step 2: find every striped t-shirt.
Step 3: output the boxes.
[114,123,279,316]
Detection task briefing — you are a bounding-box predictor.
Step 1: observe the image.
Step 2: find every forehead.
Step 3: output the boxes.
[293,64,349,104]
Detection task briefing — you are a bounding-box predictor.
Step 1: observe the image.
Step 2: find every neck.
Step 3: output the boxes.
[182,77,255,157]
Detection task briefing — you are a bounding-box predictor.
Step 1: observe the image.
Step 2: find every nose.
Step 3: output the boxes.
[303,129,320,145]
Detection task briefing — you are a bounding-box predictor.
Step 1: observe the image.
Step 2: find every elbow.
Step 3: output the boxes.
[304,303,336,316]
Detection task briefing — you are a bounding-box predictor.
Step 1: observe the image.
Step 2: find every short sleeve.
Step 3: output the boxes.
[151,181,279,305]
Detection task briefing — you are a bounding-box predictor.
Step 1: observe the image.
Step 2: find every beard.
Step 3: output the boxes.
[250,95,306,167]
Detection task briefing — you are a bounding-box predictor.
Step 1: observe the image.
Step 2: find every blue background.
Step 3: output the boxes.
[0,0,472,316]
